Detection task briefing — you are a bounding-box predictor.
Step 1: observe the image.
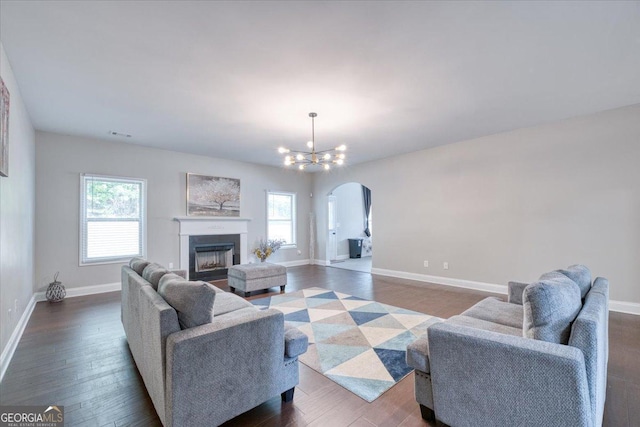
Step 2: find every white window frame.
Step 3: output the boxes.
[266,190,297,248]
[80,173,147,266]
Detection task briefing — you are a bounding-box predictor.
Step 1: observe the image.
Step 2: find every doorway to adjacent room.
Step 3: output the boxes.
[326,182,372,273]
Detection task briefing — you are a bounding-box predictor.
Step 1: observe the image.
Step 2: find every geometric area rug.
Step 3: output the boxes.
[251,287,440,402]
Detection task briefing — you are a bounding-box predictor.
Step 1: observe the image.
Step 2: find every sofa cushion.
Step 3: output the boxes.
[129,257,150,276]
[540,265,591,299]
[157,273,185,291]
[461,297,523,329]
[157,277,217,329]
[447,315,523,337]
[539,270,569,282]
[559,265,592,299]
[523,275,582,344]
[142,263,169,290]
[213,292,254,317]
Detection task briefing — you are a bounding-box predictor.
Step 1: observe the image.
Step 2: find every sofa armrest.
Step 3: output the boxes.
[165,308,287,427]
[428,322,591,427]
[406,334,431,373]
[284,322,308,358]
[507,281,529,305]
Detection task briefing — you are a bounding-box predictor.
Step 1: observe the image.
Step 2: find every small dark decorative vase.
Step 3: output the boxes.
[46,272,66,303]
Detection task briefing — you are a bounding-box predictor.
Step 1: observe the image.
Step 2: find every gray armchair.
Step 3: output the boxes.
[407,266,609,427]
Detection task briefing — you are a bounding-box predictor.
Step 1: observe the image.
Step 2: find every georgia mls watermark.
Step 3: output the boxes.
[0,406,64,427]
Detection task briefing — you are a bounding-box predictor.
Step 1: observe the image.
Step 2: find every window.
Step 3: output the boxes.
[267,191,296,246]
[80,174,146,265]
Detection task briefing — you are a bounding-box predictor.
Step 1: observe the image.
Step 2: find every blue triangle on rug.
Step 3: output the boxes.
[344,295,368,301]
[351,302,390,314]
[309,291,339,300]
[349,311,387,326]
[284,309,310,323]
[373,348,413,382]
[375,330,418,351]
[251,296,271,306]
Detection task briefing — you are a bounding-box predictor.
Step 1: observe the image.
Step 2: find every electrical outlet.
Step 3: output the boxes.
[8,308,12,319]
[443,262,449,270]
[423,260,429,268]
[297,250,302,255]
[168,262,174,269]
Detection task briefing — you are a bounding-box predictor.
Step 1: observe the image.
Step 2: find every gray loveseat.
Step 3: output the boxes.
[407,265,609,427]
[121,258,308,426]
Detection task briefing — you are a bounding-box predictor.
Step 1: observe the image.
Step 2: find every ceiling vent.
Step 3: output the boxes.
[109,130,132,138]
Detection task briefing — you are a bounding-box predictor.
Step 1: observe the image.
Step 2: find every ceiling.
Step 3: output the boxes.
[1,1,639,169]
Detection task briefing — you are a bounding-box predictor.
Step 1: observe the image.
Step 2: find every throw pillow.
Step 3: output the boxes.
[157,278,217,329]
[559,264,592,299]
[157,272,183,291]
[141,263,169,290]
[129,257,150,276]
[523,275,582,344]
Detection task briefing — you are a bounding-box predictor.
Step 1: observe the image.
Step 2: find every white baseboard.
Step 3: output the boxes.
[371,268,508,295]
[34,282,122,302]
[371,268,639,316]
[609,300,640,315]
[0,294,37,383]
[274,259,311,268]
[311,259,331,266]
[335,254,350,261]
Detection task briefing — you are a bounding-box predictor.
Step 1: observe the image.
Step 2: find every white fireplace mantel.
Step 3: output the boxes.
[174,217,251,279]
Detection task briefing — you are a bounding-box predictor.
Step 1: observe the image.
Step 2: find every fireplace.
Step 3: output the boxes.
[194,244,234,273]
[189,234,241,281]
[175,217,250,281]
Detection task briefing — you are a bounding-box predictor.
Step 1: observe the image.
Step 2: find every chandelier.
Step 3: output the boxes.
[278,112,346,170]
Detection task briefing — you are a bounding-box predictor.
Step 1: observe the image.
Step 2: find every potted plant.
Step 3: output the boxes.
[253,238,285,262]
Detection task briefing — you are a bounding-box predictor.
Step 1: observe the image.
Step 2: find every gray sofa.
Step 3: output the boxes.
[407,265,609,427]
[121,258,308,427]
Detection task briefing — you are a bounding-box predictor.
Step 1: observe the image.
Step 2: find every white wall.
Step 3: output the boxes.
[312,104,640,305]
[35,132,312,291]
[0,43,36,354]
[331,182,366,258]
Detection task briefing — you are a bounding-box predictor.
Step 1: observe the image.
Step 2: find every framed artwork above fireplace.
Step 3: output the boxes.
[187,173,240,217]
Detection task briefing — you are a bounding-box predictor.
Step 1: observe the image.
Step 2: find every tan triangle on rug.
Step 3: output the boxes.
[277,298,308,309]
[359,325,407,348]
[391,313,436,330]
[325,348,395,382]
[360,313,407,330]
[320,326,370,347]
[314,311,358,326]
[340,299,374,311]
[311,299,348,311]
[307,308,345,322]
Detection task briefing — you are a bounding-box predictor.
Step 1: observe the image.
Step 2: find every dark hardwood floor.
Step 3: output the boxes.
[1,265,638,426]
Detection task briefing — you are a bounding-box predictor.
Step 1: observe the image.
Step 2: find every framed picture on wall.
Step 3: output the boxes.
[0,77,9,178]
[186,173,240,217]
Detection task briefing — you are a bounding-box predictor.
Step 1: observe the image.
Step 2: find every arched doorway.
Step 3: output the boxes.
[326,182,372,273]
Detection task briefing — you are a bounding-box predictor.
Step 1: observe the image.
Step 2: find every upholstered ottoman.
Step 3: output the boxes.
[227,263,287,297]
